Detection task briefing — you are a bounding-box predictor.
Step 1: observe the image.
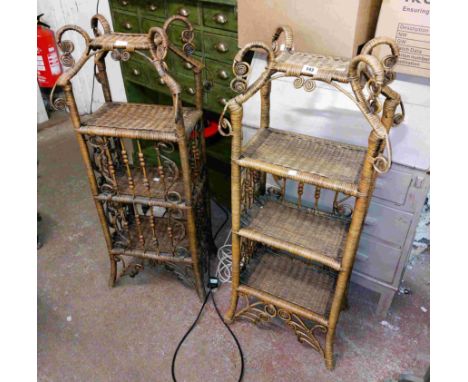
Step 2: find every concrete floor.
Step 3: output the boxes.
[38,118,429,382]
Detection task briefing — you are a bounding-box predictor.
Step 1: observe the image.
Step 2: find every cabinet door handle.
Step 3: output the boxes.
[186,87,195,95]
[178,8,189,17]
[183,62,193,70]
[149,4,157,11]
[214,42,228,53]
[124,22,132,30]
[132,69,140,76]
[213,13,228,25]
[218,97,227,106]
[217,69,229,80]
[364,217,378,226]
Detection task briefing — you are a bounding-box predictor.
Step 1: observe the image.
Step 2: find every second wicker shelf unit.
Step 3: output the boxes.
[220,26,404,369]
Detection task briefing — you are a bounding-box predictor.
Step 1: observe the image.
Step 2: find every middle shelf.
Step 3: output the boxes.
[239,200,349,270]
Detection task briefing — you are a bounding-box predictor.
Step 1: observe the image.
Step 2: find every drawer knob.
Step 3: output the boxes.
[214,42,228,53]
[364,217,378,226]
[149,4,157,11]
[183,62,193,70]
[132,69,140,76]
[217,69,229,80]
[186,87,195,95]
[178,8,189,17]
[218,97,227,106]
[213,13,228,25]
[124,22,132,30]
[121,0,129,6]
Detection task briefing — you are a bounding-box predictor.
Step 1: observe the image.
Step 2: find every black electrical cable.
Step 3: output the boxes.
[212,196,230,244]
[171,198,244,382]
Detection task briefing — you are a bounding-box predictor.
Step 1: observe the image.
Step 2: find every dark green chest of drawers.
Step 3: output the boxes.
[109,0,238,114]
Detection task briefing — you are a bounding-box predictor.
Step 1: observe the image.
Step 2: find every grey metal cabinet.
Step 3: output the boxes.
[352,164,429,317]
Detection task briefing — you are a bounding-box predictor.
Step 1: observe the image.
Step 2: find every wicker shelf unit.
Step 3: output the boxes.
[52,14,213,300]
[220,27,404,369]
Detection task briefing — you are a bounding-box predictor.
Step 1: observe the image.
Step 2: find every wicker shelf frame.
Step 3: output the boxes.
[221,26,404,369]
[52,14,213,301]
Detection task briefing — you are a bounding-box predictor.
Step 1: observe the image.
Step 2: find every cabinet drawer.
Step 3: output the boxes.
[121,58,149,86]
[169,53,204,79]
[205,57,234,85]
[140,0,166,20]
[113,11,140,33]
[206,82,235,113]
[109,0,139,13]
[202,3,237,32]
[373,167,413,206]
[178,75,198,104]
[363,202,412,247]
[167,0,200,26]
[141,17,164,34]
[169,26,203,56]
[354,236,403,284]
[204,31,237,62]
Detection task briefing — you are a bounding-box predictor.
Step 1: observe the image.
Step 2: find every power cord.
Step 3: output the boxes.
[171,198,244,382]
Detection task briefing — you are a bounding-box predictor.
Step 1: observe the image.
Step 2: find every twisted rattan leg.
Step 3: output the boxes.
[225,103,243,323]
[64,83,118,289]
[109,254,118,287]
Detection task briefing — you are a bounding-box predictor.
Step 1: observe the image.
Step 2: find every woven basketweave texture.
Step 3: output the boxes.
[242,128,366,186]
[244,249,337,316]
[82,102,202,140]
[90,33,152,50]
[243,200,349,262]
[274,51,350,80]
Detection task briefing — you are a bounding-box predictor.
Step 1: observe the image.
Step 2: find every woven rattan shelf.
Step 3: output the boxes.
[240,128,367,196]
[240,249,337,320]
[80,103,202,141]
[239,200,348,270]
[272,51,350,82]
[221,26,404,370]
[53,14,213,300]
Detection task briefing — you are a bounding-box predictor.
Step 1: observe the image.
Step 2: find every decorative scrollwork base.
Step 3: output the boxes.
[235,294,327,356]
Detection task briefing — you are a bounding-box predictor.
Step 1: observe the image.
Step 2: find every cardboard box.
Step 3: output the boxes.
[238,0,382,58]
[375,0,430,77]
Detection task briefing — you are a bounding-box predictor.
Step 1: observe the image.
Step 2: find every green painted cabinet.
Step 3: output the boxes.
[110,0,238,115]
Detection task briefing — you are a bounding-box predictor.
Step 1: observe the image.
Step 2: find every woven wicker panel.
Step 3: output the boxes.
[126,215,189,254]
[244,200,349,261]
[242,128,366,185]
[90,33,152,50]
[83,102,202,139]
[274,51,349,79]
[244,249,337,316]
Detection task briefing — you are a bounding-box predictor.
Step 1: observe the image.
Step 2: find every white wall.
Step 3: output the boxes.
[37,84,48,124]
[37,0,127,114]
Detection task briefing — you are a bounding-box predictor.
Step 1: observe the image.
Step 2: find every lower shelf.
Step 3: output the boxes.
[240,249,338,322]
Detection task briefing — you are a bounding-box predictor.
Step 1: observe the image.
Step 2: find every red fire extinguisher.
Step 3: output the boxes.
[37,14,62,88]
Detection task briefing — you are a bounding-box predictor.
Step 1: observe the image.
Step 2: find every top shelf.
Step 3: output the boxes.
[90,32,152,51]
[272,51,350,82]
